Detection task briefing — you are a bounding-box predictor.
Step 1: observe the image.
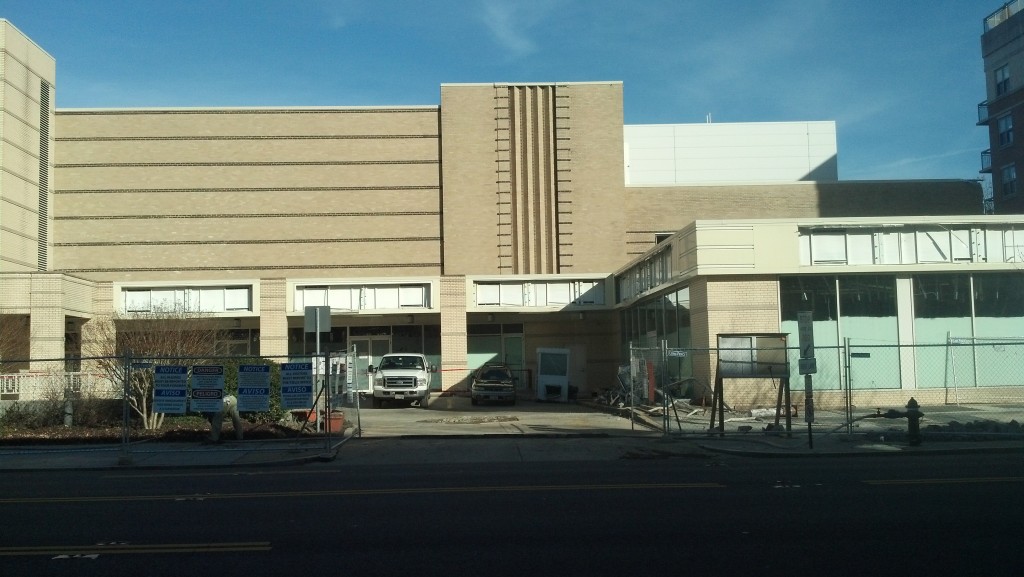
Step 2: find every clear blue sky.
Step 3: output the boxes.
[2,0,994,183]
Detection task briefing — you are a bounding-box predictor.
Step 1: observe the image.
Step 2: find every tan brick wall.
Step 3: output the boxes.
[704,276,781,338]
[556,83,626,273]
[0,273,32,311]
[440,85,504,275]
[694,276,785,410]
[28,273,64,369]
[440,83,628,276]
[0,21,55,274]
[625,180,983,258]
[439,275,467,390]
[259,278,288,358]
[60,274,96,317]
[80,281,113,374]
[0,22,57,82]
[52,108,442,282]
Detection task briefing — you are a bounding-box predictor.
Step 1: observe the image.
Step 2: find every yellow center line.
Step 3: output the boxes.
[0,542,272,556]
[864,476,1023,486]
[0,482,723,504]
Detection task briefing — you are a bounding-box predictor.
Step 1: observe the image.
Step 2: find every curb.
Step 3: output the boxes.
[698,440,1024,458]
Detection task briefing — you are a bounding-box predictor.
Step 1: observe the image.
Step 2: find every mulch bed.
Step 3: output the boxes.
[0,422,319,446]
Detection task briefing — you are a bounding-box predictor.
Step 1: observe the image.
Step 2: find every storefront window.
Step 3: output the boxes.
[780,276,837,321]
[913,274,971,319]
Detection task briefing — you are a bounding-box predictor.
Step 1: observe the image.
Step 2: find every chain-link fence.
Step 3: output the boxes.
[0,351,355,451]
[620,340,1024,437]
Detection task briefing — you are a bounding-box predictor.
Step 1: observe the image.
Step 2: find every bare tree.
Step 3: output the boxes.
[82,311,222,429]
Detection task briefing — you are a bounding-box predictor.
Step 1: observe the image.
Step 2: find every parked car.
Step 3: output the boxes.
[470,364,517,405]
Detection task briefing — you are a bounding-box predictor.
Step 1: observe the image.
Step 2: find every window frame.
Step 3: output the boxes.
[998,113,1014,148]
[996,64,1011,96]
[1001,164,1018,198]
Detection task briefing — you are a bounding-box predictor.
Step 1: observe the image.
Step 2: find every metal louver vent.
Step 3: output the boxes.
[38,79,50,271]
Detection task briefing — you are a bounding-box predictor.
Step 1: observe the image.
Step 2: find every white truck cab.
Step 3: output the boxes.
[368,353,436,408]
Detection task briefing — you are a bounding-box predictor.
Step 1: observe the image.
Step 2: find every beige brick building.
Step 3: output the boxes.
[4,19,1003,407]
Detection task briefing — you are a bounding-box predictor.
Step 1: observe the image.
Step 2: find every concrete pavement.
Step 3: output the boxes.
[0,396,1020,470]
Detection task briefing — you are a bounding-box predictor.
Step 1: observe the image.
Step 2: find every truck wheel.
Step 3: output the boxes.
[420,392,430,409]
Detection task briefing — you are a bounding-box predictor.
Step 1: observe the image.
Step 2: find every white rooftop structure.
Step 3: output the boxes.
[624,121,838,185]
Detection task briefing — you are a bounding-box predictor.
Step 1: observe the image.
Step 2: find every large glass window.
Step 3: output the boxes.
[618,286,692,381]
[972,273,1024,387]
[780,276,837,321]
[839,275,896,318]
[974,273,1024,319]
[912,273,973,388]
[839,276,899,389]
[913,274,971,319]
[780,276,841,390]
[121,286,252,313]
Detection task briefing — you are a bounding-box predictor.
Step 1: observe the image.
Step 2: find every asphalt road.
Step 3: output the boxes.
[1,439,1022,576]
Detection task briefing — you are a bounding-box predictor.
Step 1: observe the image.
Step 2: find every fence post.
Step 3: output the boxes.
[661,340,669,437]
[119,350,133,465]
[843,338,852,435]
[322,351,331,453]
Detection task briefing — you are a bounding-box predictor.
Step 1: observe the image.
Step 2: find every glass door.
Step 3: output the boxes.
[502,335,525,390]
[350,336,391,393]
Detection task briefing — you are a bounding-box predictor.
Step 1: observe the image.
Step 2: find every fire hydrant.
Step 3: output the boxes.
[881,397,924,446]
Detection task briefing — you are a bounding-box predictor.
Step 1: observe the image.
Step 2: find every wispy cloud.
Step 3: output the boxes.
[479,1,538,56]
[316,0,362,30]
[477,0,569,58]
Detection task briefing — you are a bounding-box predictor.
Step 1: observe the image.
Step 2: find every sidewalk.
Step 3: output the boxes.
[0,398,1020,470]
[0,434,352,471]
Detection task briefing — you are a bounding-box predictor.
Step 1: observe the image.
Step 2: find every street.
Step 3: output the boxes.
[1,438,1022,576]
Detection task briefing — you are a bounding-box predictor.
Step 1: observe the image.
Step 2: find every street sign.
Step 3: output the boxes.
[798,357,817,375]
[797,311,814,358]
[304,305,331,333]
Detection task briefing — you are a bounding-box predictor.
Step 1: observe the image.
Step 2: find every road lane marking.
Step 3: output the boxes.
[105,469,339,479]
[864,476,1023,486]
[0,482,724,504]
[0,542,272,557]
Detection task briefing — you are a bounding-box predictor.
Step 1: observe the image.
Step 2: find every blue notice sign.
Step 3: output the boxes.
[154,365,188,414]
[280,362,314,410]
[237,364,271,412]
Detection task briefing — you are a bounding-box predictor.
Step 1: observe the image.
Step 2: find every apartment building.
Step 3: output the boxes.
[980,1,1024,213]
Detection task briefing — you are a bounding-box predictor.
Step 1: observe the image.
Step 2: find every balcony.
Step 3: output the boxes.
[986,1,1024,32]
[981,149,993,174]
[978,101,990,125]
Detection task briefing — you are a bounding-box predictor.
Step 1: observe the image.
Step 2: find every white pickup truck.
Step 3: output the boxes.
[368,353,435,408]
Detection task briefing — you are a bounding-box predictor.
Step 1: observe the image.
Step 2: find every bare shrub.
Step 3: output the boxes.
[83,311,221,429]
